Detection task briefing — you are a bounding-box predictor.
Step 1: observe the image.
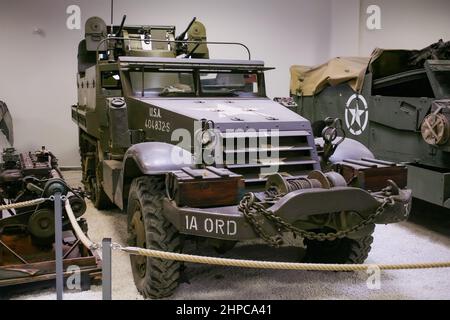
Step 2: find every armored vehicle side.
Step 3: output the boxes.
[72,16,411,298]
[291,40,450,208]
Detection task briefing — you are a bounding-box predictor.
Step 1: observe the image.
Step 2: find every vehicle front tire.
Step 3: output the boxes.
[303,229,374,264]
[127,176,182,299]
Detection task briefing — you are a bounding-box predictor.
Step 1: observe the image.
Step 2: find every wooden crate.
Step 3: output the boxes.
[336,158,407,192]
[168,167,245,208]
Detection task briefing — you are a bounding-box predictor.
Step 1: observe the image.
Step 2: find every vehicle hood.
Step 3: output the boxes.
[136,98,312,131]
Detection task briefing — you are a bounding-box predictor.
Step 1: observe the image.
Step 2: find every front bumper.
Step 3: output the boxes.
[163,186,412,241]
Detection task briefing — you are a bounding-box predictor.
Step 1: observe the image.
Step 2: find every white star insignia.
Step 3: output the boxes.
[349,107,366,127]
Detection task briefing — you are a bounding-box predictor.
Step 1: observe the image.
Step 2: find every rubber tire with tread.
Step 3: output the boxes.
[303,231,374,264]
[127,176,182,299]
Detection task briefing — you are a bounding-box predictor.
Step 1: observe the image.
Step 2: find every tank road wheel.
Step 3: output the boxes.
[303,228,374,264]
[127,176,182,299]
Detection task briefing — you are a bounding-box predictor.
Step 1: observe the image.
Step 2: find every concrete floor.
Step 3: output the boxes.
[6,171,450,300]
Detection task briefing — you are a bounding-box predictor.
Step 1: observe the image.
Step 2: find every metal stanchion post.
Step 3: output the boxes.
[102,238,112,300]
[54,192,64,300]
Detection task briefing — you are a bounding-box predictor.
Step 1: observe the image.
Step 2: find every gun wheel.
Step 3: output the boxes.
[127,176,182,299]
[303,228,374,264]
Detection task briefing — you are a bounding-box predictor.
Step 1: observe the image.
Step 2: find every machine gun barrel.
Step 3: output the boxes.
[115,14,127,37]
[176,17,197,41]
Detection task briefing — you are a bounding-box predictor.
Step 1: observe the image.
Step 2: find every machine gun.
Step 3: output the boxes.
[82,15,210,64]
[409,39,450,67]
[176,17,198,42]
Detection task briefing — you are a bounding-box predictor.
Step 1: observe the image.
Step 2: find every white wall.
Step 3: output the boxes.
[0,0,332,166]
[2,0,448,167]
[359,0,450,55]
[329,0,360,57]
[329,0,450,58]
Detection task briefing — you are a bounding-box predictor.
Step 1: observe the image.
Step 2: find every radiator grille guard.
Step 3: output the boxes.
[215,130,320,186]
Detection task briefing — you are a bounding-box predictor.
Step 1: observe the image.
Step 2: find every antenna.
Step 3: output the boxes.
[110,0,114,34]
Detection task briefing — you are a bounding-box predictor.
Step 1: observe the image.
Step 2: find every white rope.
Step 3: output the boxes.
[64,199,98,251]
[62,200,450,272]
[0,198,46,211]
[120,246,450,272]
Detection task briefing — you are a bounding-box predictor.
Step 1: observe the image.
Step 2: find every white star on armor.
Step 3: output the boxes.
[348,101,366,128]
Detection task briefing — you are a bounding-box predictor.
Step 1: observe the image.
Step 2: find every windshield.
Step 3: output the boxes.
[130,71,195,97]
[129,70,261,98]
[200,72,258,96]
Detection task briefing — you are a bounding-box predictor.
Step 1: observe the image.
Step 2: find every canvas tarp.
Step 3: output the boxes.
[290,57,370,96]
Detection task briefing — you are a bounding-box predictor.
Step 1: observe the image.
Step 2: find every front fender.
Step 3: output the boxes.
[114,142,193,210]
[315,137,374,163]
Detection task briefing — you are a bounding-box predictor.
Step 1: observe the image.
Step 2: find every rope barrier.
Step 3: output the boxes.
[119,246,450,271]
[0,198,47,211]
[62,199,450,272]
[64,199,100,251]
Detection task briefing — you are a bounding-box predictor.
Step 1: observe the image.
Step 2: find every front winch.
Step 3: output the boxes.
[265,170,347,195]
[239,173,411,247]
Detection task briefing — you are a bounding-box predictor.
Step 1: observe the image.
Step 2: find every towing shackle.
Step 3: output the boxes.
[265,170,347,195]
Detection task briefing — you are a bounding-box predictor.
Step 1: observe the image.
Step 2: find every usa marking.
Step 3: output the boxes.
[145,107,171,132]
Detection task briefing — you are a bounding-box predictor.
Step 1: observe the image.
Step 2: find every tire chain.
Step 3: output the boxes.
[238,192,395,248]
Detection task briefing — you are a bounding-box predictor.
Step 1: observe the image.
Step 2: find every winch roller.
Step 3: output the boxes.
[265,170,347,195]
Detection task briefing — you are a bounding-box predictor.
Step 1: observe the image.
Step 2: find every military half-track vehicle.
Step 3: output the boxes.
[72,16,411,299]
[291,40,450,209]
[0,101,100,290]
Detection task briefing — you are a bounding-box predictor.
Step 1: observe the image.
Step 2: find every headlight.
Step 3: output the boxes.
[201,130,213,145]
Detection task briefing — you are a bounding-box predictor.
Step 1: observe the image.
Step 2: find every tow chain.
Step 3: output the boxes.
[238,192,395,247]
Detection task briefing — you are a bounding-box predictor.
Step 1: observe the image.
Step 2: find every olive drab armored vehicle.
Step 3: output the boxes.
[291,40,450,209]
[72,15,411,299]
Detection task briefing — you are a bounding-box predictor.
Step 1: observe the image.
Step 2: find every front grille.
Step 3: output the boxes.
[217,130,320,186]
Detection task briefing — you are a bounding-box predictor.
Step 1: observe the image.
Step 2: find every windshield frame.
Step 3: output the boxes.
[129,68,197,98]
[123,65,267,98]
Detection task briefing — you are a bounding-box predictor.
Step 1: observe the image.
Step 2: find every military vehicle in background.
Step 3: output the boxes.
[291,40,450,209]
[0,101,101,290]
[72,15,411,299]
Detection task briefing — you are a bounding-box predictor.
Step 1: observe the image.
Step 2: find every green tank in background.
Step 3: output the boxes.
[0,101,14,148]
[72,15,411,299]
[291,40,450,209]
